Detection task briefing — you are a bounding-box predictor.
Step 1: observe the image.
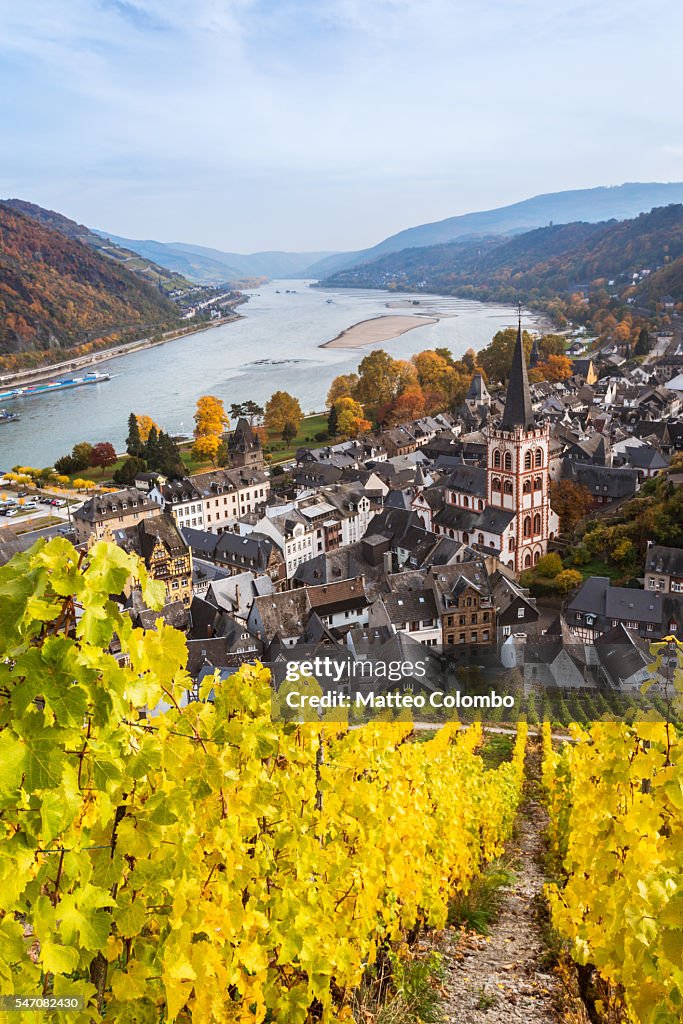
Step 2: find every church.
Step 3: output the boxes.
[430,313,560,573]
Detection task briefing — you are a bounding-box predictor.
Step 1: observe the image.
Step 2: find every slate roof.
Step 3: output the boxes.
[444,463,487,498]
[157,477,202,503]
[75,487,160,524]
[563,460,639,499]
[501,318,534,430]
[113,514,189,560]
[0,526,25,566]
[645,545,683,578]
[594,624,649,686]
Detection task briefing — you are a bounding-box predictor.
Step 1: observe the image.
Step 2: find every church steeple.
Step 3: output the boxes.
[529,336,541,370]
[501,303,534,431]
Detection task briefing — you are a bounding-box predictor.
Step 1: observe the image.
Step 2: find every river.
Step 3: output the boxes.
[0,282,539,467]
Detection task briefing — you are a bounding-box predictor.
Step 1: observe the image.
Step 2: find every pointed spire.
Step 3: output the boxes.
[529,336,541,369]
[501,303,535,431]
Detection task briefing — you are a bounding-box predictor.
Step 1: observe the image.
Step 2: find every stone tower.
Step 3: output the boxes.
[486,309,557,573]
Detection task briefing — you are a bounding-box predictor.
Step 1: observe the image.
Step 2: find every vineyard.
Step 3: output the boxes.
[0,538,527,1023]
[541,651,683,1024]
[1,538,682,1024]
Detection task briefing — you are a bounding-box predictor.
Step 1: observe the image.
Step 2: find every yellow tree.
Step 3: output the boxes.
[192,433,221,466]
[335,397,371,438]
[327,374,359,407]
[194,395,229,439]
[355,350,403,410]
[264,390,303,439]
[135,414,159,443]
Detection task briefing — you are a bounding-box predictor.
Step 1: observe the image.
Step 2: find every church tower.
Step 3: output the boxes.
[486,308,557,573]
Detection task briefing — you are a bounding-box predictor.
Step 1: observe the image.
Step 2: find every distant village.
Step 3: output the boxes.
[6,314,683,700]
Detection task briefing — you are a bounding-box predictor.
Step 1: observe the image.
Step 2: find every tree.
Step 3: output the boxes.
[529,354,573,384]
[125,412,143,457]
[135,414,159,444]
[535,552,563,579]
[192,432,221,465]
[144,426,161,468]
[264,391,303,438]
[327,403,339,437]
[71,441,94,472]
[327,374,359,407]
[194,395,229,442]
[634,327,651,356]
[550,479,593,532]
[335,397,371,439]
[479,328,534,384]
[355,351,403,411]
[282,421,298,444]
[555,569,583,594]
[113,456,147,486]
[89,442,117,476]
[230,400,263,424]
[538,334,568,360]
[387,385,425,424]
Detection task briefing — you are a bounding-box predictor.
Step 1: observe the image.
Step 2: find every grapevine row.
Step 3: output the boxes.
[541,715,683,1024]
[0,537,528,1024]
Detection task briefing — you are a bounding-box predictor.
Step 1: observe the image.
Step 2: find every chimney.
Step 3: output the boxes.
[383,550,393,576]
[235,584,241,609]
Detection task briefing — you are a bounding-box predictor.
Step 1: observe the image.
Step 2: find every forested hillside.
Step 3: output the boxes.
[0,203,180,366]
[322,204,683,311]
[3,198,193,294]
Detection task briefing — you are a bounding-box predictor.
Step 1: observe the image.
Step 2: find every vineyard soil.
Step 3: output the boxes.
[432,744,589,1024]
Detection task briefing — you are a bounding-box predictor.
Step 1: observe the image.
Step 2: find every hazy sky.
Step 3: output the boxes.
[2,0,682,251]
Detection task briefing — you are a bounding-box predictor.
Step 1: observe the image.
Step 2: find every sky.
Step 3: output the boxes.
[1,0,683,252]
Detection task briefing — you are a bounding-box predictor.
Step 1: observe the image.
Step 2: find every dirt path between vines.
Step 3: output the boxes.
[432,745,588,1024]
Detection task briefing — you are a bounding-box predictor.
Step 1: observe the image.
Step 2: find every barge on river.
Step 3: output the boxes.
[0,371,111,403]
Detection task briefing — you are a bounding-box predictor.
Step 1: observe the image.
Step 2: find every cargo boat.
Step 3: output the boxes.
[0,371,110,403]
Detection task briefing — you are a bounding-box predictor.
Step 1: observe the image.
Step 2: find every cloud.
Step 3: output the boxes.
[1,0,683,248]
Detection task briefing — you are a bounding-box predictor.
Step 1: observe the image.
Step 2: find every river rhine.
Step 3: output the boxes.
[0,282,538,467]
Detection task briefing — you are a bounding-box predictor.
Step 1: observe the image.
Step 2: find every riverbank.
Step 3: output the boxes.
[320,314,439,349]
[0,309,245,389]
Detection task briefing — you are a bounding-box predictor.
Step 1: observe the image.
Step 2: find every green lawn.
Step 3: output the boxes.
[264,413,329,465]
[570,557,629,582]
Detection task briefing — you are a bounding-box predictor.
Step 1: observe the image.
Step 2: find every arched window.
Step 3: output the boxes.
[524,553,532,568]
[493,449,501,468]
[479,499,484,510]
[509,537,515,551]
[492,477,501,491]
[462,532,469,543]
[534,476,542,490]
[504,451,512,470]
[535,449,543,467]
[533,513,541,534]
[523,515,531,537]
[463,496,469,507]
[524,451,532,470]
[478,533,484,544]
[504,480,513,495]
[534,550,540,565]
[523,480,531,494]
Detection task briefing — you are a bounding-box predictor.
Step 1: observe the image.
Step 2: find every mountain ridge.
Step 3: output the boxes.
[94,232,338,284]
[3,198,196,294]
[304,182,683,278]
[0,203,180,369]
[318,203,683,315]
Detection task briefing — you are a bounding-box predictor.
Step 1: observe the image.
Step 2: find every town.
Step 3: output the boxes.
[2,308,681,711]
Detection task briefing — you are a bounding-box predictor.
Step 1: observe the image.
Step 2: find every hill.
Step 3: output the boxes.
[95,232,339,284]
[320,204,683,310]
[0,203,180,367]
[3,199,196,295]
[305,182,683,278]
